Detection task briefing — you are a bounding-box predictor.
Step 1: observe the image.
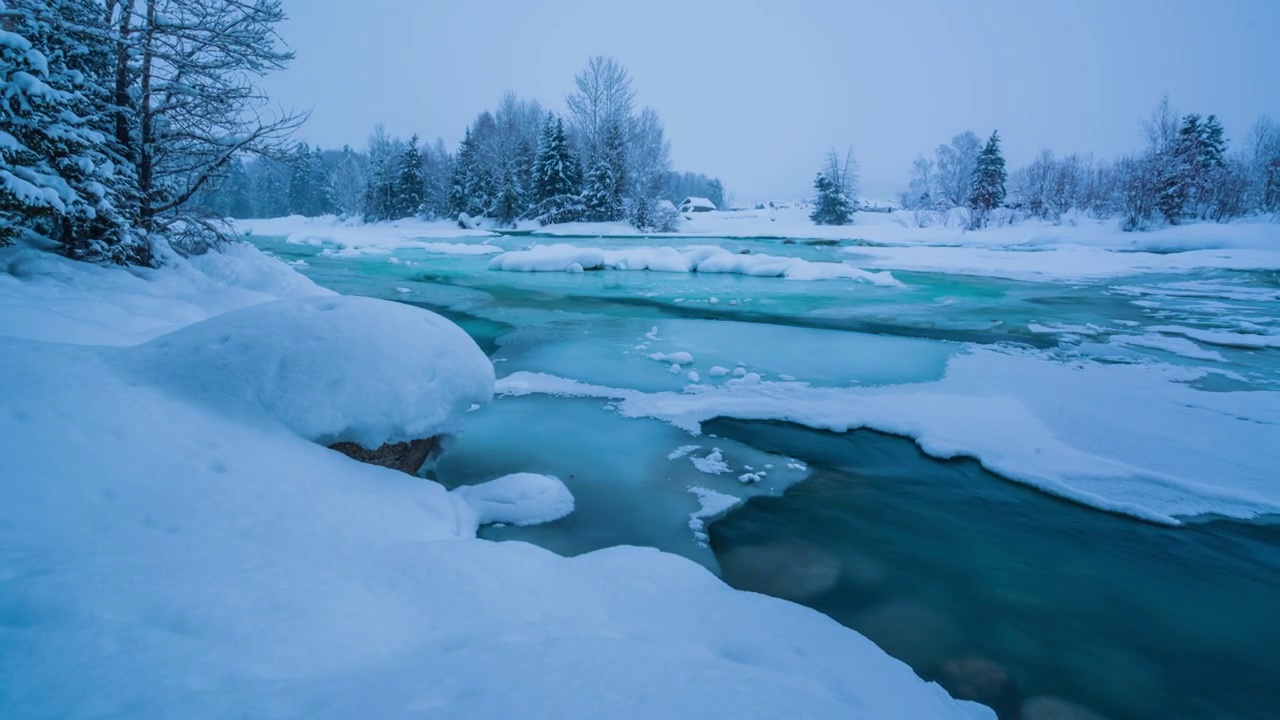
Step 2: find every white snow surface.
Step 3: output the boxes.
[0,244,987,720]
[488,243,903,286]
[687,486,743,545]
[453,473,575,527]
[129,294,496,449]
[236,214,499,255]
[497,346,1280,524]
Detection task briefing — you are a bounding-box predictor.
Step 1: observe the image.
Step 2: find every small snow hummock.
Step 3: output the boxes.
[649,351,694,364]
[691,448,732,475]
[709,366,731,377]
[738,472,765,484]
[453,473,575,527]
[732,367,748,377]
[394,286,411,294]
[687,371,701,383]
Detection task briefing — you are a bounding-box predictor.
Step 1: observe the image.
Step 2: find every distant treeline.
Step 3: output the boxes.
[899,98,1280,230]
[197,58,726,231]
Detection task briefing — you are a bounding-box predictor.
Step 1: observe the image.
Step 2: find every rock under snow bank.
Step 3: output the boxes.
[125,295,495,450]
[488,243,903,286]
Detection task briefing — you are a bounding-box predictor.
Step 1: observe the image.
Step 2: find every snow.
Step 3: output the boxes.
[680,196,717,212]
[691,448,732,475]
[649,350,694,364]
[496,344,1280,524]
[452,473,575,527]
[1110,334,1226,362]
[668,444,702,460]
[1148,325,1280,349]
[0,244,986,720]
[487,243,903,286]
[709,366,731,377]
[235,215,499,256]
[842,243,1280,282]
[129,295,496,449]
[687,486,743,544]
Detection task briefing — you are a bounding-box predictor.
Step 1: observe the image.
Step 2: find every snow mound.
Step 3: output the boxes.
[487,243,902,285]
[453,473,575,527]
[128,295,495,449]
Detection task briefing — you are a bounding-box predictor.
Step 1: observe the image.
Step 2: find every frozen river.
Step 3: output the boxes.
[250,226,1280,720]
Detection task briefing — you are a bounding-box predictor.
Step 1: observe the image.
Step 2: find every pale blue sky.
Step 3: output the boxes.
[262,0,1280,201]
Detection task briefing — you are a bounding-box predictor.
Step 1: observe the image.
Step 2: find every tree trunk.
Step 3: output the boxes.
[112,0,134,152]
[137,0,156,231]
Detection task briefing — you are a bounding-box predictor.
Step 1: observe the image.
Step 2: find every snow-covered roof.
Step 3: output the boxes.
[680,197,717,210]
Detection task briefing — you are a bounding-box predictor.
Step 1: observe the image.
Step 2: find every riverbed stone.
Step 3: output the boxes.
[329,436,439,475]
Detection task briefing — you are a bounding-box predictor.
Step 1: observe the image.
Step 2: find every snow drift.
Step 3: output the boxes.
[488,243,903,286]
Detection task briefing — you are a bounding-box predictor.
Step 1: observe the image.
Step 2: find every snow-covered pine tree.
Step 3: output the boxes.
[809,148,856,226]
[287,142,316,215]
[533,115,581,204]
[967,131,1007,227]
[491,158,523,226]
[450,126,493,219]
[420,138,452,220]
[582,157,618,222]
[394,134,425,219]
[0,0,146,262]
[809,174,854,225]
[1159,115,1202,224]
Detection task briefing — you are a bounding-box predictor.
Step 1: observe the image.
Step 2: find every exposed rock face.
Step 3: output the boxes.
[329,436,439,475]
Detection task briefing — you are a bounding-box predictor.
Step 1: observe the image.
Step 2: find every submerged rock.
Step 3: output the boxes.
[938,655,1009,703]
[329,436,439,475]
[717,542,841,601]
[851,599,958,669]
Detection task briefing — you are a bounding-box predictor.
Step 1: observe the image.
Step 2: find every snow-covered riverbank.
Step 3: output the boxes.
[0,244,988,719]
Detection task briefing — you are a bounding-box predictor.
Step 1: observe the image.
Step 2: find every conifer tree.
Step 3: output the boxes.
[287,142,317,215]
[0,0,145,262]
[809,173,854,225]
[491,159,523,225]
[583,158,619,222]
[968,131,1007,226]
[394,135,425,218]
[532,115,581,205]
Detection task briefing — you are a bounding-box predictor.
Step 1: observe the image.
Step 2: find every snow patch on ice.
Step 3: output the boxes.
[691,448,732,475]
[687,486,743,545]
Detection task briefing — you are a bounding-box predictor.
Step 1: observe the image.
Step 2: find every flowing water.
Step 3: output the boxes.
[250,230,1280,720]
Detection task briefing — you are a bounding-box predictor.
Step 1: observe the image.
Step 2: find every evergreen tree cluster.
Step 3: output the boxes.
[901,98,1280,231]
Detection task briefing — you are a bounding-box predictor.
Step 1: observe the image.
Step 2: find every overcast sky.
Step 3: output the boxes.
[262,0,1280,202]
